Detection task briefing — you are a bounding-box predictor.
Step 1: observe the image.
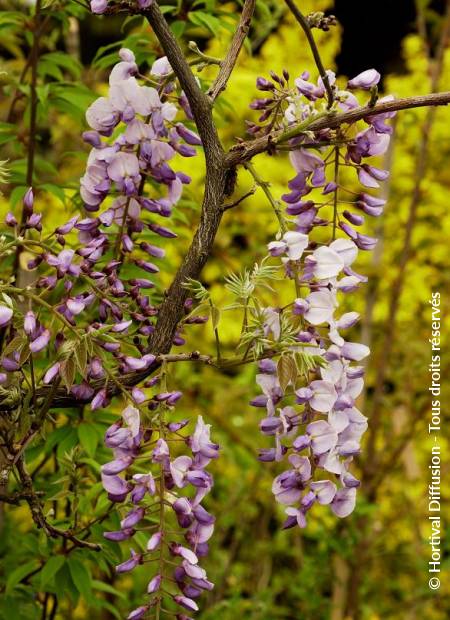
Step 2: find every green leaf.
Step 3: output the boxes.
[36,84,50,109]
[38,60,63,82]
[56,428,79,459]
[188,10,222,35]
[19,344,30,366]
[41,52,82,79]
[277,354,297,391]
[171,20,186,38]
[39,183,66,204]
[211,305,221,330]
[68,558,92,600]
[40,556,65,587]
[92,579,125,599]
[45,426,72,452]
[92,41,121,69]
[78,423,98,458]
[74,339,88,376]
[95,600,122,619]
[54,563,78,604]
[3,335,26,358]
[0,122,15,146]
[0,11,26,28]
[60,357,76,392]
[49,83,96,120]
[6,560,41,594]
[9,185,27,209]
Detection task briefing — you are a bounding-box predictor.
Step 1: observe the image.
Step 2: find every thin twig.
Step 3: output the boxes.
[208,0,256,101]
[226,91,450,166]
[244,162,286,232]
[222,186,257,211]
[332,146,340,240]
[6,13,51,123]
[0,490,45,505]
[284,0,334,107]
[12,0,42,283]
[15,457,102,551]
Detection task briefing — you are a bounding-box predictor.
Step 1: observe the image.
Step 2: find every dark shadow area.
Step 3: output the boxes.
[333,0,447,77]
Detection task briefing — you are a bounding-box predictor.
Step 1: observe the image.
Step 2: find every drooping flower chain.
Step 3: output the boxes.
[250,67,395,528]
[1,48,202,403]
[0,48,213,619]
[102,392,219,619]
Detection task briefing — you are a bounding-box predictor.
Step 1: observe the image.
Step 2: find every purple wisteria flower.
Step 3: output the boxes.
[0,47,206,395]
[101,393,219,618]
[0,305,13,328]
[347,69,380,90]
[249,66,395,529]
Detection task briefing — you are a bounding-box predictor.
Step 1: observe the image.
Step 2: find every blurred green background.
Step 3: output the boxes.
[0,1,449,618]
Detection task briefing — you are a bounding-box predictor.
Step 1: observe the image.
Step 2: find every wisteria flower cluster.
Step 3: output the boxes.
[101,395,218,619]
[249,67,395,528]
[4,0,450,617]
[0,8,401,616]
[1,48,201,400]
[0,48,211,618]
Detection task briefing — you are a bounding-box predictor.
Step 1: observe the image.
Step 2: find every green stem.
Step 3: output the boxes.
[244,162,286,233]
[332,146,340,240]
[209,299,221,361]
[284,0,334,108]
[155,366,168,620]
[276,110,332,145]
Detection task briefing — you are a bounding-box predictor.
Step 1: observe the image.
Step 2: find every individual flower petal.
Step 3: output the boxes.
[306,420,338,455]
[90,0,108,13]
[191,416,219,459]
[0,305,13,328]
[309,381,338,413]
[173,596,199,612]
[116,549,142,573]
[311,246,345,279]
[147,531,162,551]
[101,474,130,496]
[283,231,309,260]
[43,363,60,384]
[147,574,162,594]
[310,480,337,504]
[127,606,149,620]
[331,487,357,517]
[30,329,50,353]
[336,312,360,329]
[151,56,172,76]
[170,455,193,487]
[347,69,380,89]
[122,404,140,437]
[341,342,370,361]
[304,289,337,324]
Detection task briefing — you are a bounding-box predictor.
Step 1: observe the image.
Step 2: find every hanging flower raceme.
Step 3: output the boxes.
[101,393,219,619]
[0,48,203,400]
[249,66,395,528]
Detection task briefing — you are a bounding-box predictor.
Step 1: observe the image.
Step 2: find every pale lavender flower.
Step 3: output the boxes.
[151,55,172,77]
[90,0,108,13]
[0,306,13,328]
[347,69,380,89]
[29,329,50,353]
